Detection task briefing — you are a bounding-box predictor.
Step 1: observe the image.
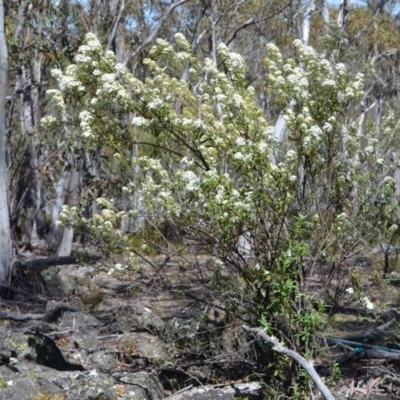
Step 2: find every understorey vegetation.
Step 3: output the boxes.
[42,32,400,394]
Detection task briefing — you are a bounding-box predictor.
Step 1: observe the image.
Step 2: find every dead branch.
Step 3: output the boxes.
[14,255,101,271]
[0,310,43,320]
[243,325,335,400]
[123,0,190,66]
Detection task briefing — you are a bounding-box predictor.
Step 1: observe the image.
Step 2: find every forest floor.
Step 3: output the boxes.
[3,245,400,399]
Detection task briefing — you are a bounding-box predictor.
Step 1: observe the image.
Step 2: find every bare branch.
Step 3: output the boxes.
[226,3,291,47]
[123,0,190,66]
[243,325,335,400]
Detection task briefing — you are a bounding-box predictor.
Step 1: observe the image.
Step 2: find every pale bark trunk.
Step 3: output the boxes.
[337,0,350,29]
[50,170,68,245]
[302,0,316,46]
[0,0,12,284]
[12,0,44,249]
[393,152,400,220]
[13,144,37,248]
[57,166,80,256]
[320,0,330,24]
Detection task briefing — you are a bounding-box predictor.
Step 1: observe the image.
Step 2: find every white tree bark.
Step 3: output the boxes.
[320,0,330,24]
[50,170,68,245]
[0,0,12,284]
[57,166,80,257]
[12,0,44,248]
[337,0,350,29]
[302,0,316,46]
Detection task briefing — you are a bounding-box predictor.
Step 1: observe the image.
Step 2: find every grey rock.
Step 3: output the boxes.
[0,364,165,400]
[20,331,84,371]
[167,383,262,400]
[109,305,166,334]
[114,371,164,400]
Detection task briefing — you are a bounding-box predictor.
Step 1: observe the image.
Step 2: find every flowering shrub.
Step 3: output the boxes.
[43,33,400,381]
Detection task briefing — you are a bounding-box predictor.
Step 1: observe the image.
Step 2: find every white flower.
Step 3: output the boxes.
[285,149,297,161]
[132,117,149,127]
[215,191,224,203]
[361,296,374,310]
[232,94,244,107]
[389,224,398,233]
[41,116,57,127]
[148,97,163,110]
[345,287,354,294]
[103,221,113,230]
[383,176,395,184]
[323,122,333,132]
[235,137,246,146]
[193,119,205,130]
[309,125,322,138]
[82,130,93,138]
[335,63,346,74]
[364,145,374,154]
[258,142,268,153]
[115,63,126,73]
[182,171,199,191]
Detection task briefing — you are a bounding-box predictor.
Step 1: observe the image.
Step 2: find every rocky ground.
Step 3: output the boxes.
[0,249,263,400]
[2,246,400,399]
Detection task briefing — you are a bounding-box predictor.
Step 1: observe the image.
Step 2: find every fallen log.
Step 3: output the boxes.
[14,254,101,271]
[0,310,43,321]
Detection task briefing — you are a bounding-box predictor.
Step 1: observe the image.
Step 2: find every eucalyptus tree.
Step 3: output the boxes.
[11,0,48,249]
[5,0,86,251]
[0,0,11,285]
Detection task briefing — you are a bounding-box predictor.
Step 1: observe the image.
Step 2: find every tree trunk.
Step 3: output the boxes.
[57,166,80,257]
[0,0,12,284]
[50,170,68,245]
[12,0,44,249]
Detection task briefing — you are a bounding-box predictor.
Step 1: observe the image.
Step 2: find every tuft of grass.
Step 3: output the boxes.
[0,378,7,389]
[78,292,105,307]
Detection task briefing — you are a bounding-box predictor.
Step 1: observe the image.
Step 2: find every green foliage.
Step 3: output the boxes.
[43,32,400,388]
[329,360,342,383]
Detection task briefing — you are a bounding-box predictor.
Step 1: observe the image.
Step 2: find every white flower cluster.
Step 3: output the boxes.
[217,43,246,80]
[264,39,369,180]
[181,170,200,192]
[79,110,94,138]
[45,89,65,112]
